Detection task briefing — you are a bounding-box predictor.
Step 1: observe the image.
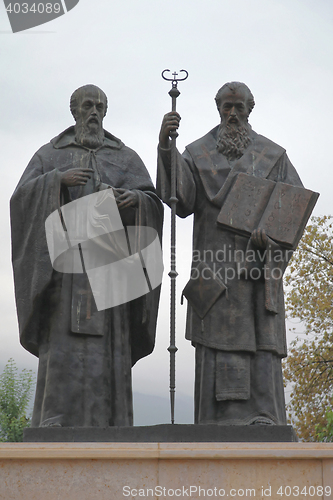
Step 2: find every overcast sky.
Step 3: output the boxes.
[0,0,332,423]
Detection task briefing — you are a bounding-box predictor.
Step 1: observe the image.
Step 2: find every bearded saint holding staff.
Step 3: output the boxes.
[157,82,303,425]
[11,85,163,428]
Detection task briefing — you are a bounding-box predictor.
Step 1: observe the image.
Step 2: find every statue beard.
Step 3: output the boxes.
[216,121,252,161]
[75,121,104,149]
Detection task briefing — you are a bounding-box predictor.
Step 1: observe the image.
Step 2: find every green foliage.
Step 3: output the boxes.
[315,410,333,442]
[0,359,35,442]
[283,215,333,441]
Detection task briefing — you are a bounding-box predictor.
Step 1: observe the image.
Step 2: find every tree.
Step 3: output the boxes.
[283,215,333,441]
[0,359,35,442]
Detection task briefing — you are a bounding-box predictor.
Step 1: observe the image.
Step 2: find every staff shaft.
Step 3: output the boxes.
[168,87,180,425]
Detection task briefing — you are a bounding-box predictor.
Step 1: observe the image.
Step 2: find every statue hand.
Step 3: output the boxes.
[60,168,94,187]
[159,111,181,149]
[114,188,139,209]
[251,228,268,249]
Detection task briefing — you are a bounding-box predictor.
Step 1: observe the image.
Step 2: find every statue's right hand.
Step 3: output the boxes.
[159,111,181,149]
[60,168,94,187]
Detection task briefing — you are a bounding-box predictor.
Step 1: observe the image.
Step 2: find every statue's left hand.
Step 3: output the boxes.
[251,228,268,249]
[114,188,139,209]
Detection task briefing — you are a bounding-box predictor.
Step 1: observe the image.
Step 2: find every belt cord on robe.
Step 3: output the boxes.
[162,69,189,424]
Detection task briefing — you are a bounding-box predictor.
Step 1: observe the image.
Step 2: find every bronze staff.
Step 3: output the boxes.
[161,69,188,424]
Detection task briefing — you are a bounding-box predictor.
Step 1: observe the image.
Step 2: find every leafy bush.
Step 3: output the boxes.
[0,359,35,442]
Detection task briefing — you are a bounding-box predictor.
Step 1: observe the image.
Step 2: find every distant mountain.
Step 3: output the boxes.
[133,392,194,426]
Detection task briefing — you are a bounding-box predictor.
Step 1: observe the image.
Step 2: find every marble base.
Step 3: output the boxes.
[0,443,333,500]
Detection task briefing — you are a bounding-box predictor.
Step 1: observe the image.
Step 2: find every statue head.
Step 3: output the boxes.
[215,82,255,120]
[215,82,255,161]
[70,85,108,149]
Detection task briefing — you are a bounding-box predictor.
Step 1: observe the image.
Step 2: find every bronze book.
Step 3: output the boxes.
[217,173,319,249]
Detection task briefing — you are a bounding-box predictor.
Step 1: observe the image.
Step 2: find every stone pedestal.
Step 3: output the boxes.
[24,424,297,442]
[1,442,333,500]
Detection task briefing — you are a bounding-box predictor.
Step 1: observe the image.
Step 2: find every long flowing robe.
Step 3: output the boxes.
[11,127,163,427]
[157,126,302,425]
